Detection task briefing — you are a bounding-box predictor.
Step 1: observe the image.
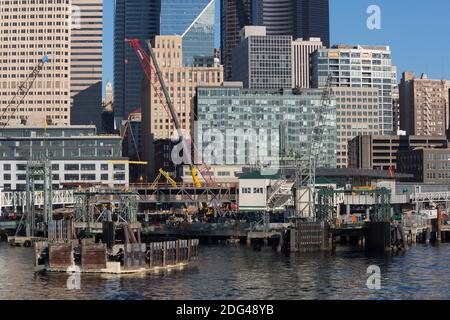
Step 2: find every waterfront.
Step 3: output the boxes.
[1,243,450,300]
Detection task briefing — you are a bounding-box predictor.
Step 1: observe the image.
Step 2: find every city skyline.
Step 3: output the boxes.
[2,0,450,304]
[102,0,450,95]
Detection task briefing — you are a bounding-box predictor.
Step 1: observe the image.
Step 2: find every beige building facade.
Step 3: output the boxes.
[348,135,448,171]
[400,72,450,136]
[141,36,224,175]
[292,38,323,89]
[334,87,381,168]
[0,0,72,126]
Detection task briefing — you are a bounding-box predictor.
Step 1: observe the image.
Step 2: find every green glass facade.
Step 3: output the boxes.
[195,86,337,167]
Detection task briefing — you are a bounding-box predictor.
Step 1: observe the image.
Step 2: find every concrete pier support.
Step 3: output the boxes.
[290,221,330,253]
[425,228,431,244]
[365,222,390,252]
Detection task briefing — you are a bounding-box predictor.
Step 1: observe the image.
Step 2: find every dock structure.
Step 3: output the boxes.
[73,189,140,233]
[314,187,398,252]
[5,178,450,257]
[144,222,250,238]
[0,184,237,210]
[38,239,200,274]
[32,218,200,274]
[289,221,330,253]
[135,184,237,205]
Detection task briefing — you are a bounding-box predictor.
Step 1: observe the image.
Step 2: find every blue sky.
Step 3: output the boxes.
[102,0,450,94]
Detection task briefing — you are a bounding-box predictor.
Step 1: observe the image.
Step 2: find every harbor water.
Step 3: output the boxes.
[1,242,450,300]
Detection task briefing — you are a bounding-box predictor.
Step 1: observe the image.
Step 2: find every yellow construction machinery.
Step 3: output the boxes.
[151,168,178,188]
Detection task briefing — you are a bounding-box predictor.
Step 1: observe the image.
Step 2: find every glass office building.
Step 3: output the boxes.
[114,0,160,124]
[251,0,330,47]
[195,84,337,168]
[160,0,215,66]
[294,0,330,47]
[221,0,252,80]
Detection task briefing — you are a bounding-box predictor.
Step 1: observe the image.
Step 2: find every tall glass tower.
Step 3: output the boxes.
[295,0,330,47]
[221,0,252,81]
[160,0,215,66]
[250,0,330,47]
[114,0,160,125]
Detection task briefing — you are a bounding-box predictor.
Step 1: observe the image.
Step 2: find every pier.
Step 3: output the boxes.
[4,176,450,264]
[37,238,199,274]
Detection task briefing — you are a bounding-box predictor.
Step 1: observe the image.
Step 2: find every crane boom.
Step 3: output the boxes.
[0,55,49,128]
[125,38,215,188]
[296,74,334,220]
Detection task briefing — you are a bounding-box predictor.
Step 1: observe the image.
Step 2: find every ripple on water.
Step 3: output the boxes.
[1,243,450,300]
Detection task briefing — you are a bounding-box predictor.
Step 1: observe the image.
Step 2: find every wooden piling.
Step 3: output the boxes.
[163,241,167,266]
[437,207,442,243]
[176,240,180,264]
[187,239,192,261]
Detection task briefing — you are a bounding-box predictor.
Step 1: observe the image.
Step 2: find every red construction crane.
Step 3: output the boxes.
[125,38,216,187]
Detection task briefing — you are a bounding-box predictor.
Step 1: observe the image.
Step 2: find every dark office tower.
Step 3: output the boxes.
[252,0,295,36]
[221,0,251,81]
[295,0,330,47]
[114,0,160,126]
[251,0,330,47]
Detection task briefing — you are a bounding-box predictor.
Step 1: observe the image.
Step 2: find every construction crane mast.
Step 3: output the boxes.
[125,38,215,188]
[296,75,334,221]
[0,55,49,128]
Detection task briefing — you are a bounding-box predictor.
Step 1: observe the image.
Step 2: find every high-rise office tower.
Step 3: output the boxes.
[160,0,215,66]
[0,0,71,126]
[232,26,292,89]
[252,0,294,36]
[292,38,323,89]
[333,87,381,168]
[71,0,103,130]
[400,72,450,136]
[114,0,160,125]
[295,0,330,47]
[312,45,396,134]
[221,0,251,80]
[251,0,330,47]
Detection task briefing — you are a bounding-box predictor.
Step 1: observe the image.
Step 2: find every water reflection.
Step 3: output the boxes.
[0,243,450,300]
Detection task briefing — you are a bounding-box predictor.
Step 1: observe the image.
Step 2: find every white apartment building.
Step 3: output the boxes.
[0,126,129,191]
[312,45,397,135]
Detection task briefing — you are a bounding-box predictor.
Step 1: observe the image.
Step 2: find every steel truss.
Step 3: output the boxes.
[74,190,139,227]
[15,160,52,237]
[317,188,392,223]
